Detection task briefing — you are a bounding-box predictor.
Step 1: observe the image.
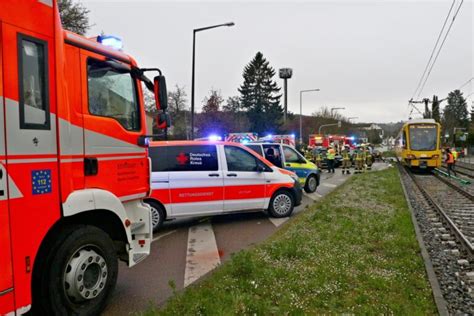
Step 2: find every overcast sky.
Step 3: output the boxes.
[83,0,473,123]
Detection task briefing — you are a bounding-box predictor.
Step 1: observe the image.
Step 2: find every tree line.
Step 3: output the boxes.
[58,0,472,146]
[421,90,471,146]
[152,52,381,143]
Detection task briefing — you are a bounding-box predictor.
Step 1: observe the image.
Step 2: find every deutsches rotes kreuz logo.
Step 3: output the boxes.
[32,169,52,195]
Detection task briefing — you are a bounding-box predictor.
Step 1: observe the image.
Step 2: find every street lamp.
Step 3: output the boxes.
[299,89,320,144]
[330,107,345,116]
[280,68,293,123]
[191,22,235,140]
[348,117,358,121]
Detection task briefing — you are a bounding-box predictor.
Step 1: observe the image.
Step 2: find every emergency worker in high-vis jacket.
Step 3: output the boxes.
[341,146,351,174]
[365,148,373,170]
[354,147,364,173]
[314,151,323,169]
[326,147,336,173]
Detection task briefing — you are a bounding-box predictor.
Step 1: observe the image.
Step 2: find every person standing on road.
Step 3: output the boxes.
[341,146,351,174]
[315,151,323,169]
[354,147,363,173]
[452,147,458,171]
[445,148,456,177]
[366,149,373,170]
[326,147,336,173]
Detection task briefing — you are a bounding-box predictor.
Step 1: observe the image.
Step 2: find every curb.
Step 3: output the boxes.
[398,170,449,316]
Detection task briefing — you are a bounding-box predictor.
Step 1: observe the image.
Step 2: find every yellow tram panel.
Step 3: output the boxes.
[395,119,442,169]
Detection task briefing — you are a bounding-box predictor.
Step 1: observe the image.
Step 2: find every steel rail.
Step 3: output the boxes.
[440,165,474,179]
[401,166,474,257]
[433,173,474,202]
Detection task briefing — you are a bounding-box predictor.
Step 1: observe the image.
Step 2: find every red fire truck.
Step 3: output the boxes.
[0,1,168,314]
[309,134,353,149]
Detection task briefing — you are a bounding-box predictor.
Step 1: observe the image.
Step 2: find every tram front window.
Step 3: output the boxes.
[409,125,437,151]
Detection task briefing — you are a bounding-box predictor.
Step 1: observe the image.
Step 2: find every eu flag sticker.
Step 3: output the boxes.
[32,170,52,195]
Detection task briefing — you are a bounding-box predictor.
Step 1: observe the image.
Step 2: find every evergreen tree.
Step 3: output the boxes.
[238,52,282,134]
[58,0,90,35]
[443,89,468,141]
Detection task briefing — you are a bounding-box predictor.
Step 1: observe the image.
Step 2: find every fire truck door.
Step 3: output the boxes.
[1,23,60,311]
[0,20,14,307]
[80,53,148,200]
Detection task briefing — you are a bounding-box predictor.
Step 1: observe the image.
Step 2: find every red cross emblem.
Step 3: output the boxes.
[176,152,189,165]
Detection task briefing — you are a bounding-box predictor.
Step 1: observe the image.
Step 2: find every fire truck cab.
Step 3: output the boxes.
[0,1,166,314]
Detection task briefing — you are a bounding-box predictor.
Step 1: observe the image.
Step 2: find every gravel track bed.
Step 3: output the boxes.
[399,167,474,314]
[440,164,474,179]
[457,161,474,171]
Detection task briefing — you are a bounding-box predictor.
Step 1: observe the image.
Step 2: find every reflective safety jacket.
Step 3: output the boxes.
[355,152,364,161]
[315,154,323,161]
[342,152,350,160]
[327,150,335,160]
[452,150,458,161]
[446,153,454,164]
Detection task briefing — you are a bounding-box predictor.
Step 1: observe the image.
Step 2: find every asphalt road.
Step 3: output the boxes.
[103,163,389,315]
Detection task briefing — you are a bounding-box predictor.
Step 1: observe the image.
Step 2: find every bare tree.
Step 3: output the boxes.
[168,85,188,114]
[58,0,90,35]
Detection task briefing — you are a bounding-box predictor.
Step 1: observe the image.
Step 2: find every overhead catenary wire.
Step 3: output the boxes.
[416,0,465,99]
[411,0,456,100]
[458,77,473,90]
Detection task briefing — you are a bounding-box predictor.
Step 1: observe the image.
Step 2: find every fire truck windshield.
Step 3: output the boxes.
[88,59,140,131]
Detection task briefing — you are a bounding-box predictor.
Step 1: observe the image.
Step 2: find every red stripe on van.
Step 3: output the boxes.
[150,182,294,205]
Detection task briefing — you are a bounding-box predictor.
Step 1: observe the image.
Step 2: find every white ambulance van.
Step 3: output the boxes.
[145,141,303,231]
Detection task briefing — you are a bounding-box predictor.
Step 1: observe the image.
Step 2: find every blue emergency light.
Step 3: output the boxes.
[97,35,123,50]
[208,135,222,141]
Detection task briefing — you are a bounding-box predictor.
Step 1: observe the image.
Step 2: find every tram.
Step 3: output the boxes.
[395,119,442,170]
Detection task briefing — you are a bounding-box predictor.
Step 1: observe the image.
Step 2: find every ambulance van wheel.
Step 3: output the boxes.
[304,175,318,193]
[268,190,294,218]
[36,225,118,316]
[145,200,165,232]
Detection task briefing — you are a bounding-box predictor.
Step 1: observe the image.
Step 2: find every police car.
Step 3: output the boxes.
[244,142,321,193]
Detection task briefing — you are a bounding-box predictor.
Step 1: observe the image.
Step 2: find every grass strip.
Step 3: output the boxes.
[146,168,436,315]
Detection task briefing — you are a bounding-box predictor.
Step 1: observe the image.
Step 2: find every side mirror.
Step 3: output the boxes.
[156,112,170,130]
[153,75,168,111]
[137,135,150,147]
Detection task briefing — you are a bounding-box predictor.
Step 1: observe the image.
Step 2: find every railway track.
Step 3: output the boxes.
[399,166,474,313]
[441,162,474,179]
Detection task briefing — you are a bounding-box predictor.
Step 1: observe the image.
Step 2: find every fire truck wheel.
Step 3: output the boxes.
[304,175,318,193]
[268,190,294,218]
[146,200,165,232]
[38,225,118,315]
